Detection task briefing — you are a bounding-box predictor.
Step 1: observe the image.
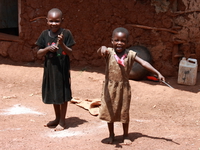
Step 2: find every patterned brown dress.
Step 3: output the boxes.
[99,48,136,123]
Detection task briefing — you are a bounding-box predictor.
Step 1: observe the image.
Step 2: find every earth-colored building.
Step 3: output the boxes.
[0,0,199,77]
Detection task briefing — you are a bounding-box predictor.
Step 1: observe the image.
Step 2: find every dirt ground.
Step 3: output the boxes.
[0,58,200,150]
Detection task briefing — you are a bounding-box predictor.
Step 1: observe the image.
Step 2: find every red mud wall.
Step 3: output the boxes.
[0,0,200,77]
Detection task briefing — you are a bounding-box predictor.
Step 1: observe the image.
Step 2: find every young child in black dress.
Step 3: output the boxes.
[36,8,75,131]
[97,27,165,144]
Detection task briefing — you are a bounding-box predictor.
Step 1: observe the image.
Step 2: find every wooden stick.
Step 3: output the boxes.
[30,16,46,22]
[167,10,200,17]
[174,10,200,15]
[127,24,178,34]
[56,32,63,46]
[0,32,23,42]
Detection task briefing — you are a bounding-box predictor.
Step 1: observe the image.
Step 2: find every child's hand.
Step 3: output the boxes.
[48,45,58,52]
[101,46,109,57]
[157,73,165,82]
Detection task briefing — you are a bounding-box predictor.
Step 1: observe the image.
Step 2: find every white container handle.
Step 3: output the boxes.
[187,58,197,64]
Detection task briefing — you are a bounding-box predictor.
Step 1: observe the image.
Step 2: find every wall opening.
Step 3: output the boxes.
[0,0,18,36]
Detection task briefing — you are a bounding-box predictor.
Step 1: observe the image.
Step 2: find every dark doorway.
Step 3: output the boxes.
[0,0,18,36]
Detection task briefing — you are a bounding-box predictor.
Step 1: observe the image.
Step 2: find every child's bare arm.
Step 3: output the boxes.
[57,33,72,55]
[135,56,165,81]
[97,46,109,57]
[37,45,58,58]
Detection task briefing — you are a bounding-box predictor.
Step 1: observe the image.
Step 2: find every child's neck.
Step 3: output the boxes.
[116,50,126,58]
[49,28,62,38]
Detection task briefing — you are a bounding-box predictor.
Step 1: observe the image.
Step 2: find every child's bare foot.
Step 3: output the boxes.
[104,134,115,144]
[44,120,59,127]
[123,136,132,145]
[54,122,66,131]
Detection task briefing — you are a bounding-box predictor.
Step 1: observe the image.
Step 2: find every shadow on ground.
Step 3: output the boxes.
[101,132,180,148]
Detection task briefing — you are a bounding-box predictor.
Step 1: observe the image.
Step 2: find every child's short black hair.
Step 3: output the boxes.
[112,27,129,38]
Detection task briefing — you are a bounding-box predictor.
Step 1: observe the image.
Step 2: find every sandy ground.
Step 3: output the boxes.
[0,58,200,150]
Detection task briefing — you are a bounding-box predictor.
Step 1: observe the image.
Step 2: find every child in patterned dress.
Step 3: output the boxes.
[97,27,165,144]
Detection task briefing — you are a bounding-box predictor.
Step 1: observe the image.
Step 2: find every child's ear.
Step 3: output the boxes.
[111,38,113,44]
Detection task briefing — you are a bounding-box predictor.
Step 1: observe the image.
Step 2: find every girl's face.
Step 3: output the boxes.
[112,32,128,53]
[47,12,63,33]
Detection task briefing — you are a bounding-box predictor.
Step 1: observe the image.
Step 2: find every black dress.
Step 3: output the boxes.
[36,29,75,104]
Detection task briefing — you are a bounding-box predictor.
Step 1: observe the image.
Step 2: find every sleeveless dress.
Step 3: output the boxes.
[36,29,75,104]
[99,48,136,123]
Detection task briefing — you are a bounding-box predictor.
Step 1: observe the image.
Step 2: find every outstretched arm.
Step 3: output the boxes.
[134,56,165,81]
[97,46,109,57]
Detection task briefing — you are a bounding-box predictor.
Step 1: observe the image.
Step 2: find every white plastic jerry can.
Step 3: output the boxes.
[177,57,198,85]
